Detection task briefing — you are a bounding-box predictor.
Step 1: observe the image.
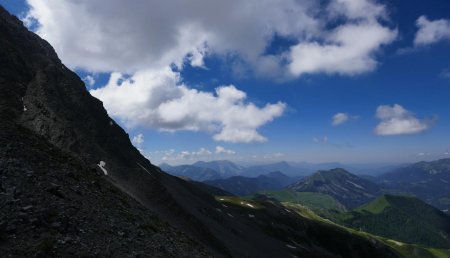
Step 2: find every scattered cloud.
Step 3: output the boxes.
[374,104,432,136]
[215,146,236,155]
[414,16,450,47]
[82,75,95,87]
[90,68,285,143]
[331,112,358,126]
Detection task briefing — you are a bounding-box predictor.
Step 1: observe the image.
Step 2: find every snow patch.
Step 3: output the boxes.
[246,203,254,208]
[227,213,234,218]
[109,121,113,126]
[23,105,27,112]
[286,244,297,249]
[97,161,108,175]
[216,208,222,213]
[248,214,255,218]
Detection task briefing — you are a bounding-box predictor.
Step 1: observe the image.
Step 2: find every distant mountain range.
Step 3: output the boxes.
[379,158,450,210]
[159,163,222,181]
[331,195,450,249]
[288,168,381,209]
[204,171,300,196]
[160,160,403,181]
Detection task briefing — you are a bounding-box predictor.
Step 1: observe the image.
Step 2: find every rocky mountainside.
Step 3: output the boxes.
[0,122,210,257]
[288,168,381,209]
[0,6,406,257]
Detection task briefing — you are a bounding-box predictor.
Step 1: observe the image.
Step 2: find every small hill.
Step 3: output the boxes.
[205,172,297,196]
[333,195,450,248]
[288,168,381,209]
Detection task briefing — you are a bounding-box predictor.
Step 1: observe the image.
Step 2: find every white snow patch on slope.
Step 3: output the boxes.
[97,161,108,175]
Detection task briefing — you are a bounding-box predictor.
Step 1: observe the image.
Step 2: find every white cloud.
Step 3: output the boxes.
[289,22,397,76]
[414,16,450,46]
[215,146,236,155]
[82,75,95,87]
[90,68,285,143]
[332,112,358,126]
[332,113,349,126]
[374,104,431,136]
[132,133,144,147]
[25,0,395,78]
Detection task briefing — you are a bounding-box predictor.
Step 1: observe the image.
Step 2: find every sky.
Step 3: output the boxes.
[2,0,450,165]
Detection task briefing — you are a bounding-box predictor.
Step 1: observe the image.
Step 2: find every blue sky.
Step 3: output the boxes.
[3,0,450,165]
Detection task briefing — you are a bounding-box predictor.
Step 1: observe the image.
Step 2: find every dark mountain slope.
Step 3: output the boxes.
[380,159,450,210]
[0,122,209,257]
[0,6,406,257]
[205,172,297,196]
[331,195,450,248]
[288,168,381,209]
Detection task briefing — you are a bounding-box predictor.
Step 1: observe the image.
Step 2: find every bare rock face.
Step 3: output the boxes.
[0,6,402,258]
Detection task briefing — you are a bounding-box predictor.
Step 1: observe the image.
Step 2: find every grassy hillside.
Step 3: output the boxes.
[331,195,450,249]
[282,203,450,258]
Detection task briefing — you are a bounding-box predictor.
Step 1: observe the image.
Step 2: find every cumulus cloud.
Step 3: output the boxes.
[414,16,450,46]
[374,104,431,135]
[90,68,285,143]
[289,22,397,76]
[24,0,318,75]
[215,146,236,155]
[25,0,395,78]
